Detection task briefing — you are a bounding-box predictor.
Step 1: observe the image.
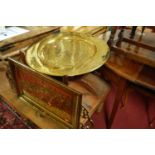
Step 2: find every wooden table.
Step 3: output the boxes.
[102,28,155,128]
[0,26,60,60]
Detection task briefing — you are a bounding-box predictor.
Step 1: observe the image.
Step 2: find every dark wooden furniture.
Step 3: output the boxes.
[103,26,155,128]
[130,26,155,39]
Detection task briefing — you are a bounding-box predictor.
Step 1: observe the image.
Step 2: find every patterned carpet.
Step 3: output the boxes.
[0,96,38,129]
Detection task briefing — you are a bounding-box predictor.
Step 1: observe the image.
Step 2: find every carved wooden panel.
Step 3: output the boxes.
[8,58,82,128]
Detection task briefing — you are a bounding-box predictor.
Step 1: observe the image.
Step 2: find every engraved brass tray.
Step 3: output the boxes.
[26,32,109,76]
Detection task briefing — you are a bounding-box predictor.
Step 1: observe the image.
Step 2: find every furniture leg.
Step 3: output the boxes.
[141,26,146,35]
[130,26,137,39]
[107,78,127,128]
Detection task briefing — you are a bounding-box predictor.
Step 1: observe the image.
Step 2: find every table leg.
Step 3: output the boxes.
[107,78,127,128]
[141,26,146,35]
[130,26,137,39]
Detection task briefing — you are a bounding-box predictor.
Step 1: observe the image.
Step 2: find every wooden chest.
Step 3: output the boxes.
[8,56,83,128]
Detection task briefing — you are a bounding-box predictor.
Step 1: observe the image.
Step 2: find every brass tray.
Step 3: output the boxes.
[26,32,109,76]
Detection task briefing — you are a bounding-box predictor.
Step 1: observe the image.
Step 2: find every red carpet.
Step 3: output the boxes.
[0,96,38,129]
[92,84,155,129]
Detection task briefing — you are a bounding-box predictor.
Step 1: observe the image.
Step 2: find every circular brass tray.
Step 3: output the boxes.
[26,33,109,76]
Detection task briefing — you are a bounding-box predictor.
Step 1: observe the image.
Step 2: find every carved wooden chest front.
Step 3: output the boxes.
[8,57,84,128]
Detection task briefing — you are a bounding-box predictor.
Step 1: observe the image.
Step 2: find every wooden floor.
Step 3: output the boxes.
[0,61,64,129]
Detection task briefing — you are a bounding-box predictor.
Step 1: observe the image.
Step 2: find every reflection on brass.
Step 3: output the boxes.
[26,32,109,76]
